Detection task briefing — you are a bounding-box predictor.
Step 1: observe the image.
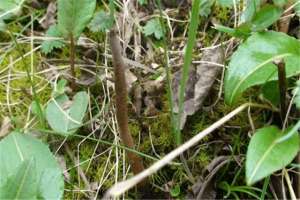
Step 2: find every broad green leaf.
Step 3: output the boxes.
[46,94,69,134]
[0,0,24,19]
[57,0,96,39]
[89,10,114,33]
[46,91,89,135]
[225,31,300,105]
[261,81,280,106]
[241,0,262,23]
[0,159,37,200]
[246,126,299,185]
[251,5,282,31]
[0,132,64,199]
[143,18,164,40]
[41,25,65,54]
[293,80,300,109]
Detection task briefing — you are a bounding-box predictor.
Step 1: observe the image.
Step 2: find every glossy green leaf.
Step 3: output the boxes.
[41,25,65,54]
[251,5,282,31]
[89,10,114,32]
[0,159,37,199]
[225,31,300,105]
[246,126,299,185]
[57,0,96,39]
[0,132,64,199]
[46,91,89,135]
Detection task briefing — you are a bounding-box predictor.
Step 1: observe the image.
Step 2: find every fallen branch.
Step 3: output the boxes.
[104,103,268,198]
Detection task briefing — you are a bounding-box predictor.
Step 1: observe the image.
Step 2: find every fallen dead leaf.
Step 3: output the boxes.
[40,1,56,29]
[172,47,224,129]
[0,117,11,138]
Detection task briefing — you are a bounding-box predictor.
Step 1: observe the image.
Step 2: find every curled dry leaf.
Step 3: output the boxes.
[0,117,11,138]
[172,47,225,129]
[187,156,238,200]
[40,1,56,29]
[56,155,70,181]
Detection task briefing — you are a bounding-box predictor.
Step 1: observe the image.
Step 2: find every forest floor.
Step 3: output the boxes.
[0,0,300,199]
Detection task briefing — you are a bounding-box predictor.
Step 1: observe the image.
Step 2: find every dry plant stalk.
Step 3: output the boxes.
[109,29,145,176]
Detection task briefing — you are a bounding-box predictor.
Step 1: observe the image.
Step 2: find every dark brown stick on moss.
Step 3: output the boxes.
[70,34,76,90]
[277,61,287,123]
[109,29,145,177]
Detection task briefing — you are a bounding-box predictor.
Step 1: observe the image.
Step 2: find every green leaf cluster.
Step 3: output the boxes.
[225,31,300,105]
[216,4,282,38]
[42,0,96,54]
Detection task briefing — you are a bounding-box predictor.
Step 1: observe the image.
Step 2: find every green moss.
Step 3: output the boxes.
[140,113,173,154]
[0,45,52,125]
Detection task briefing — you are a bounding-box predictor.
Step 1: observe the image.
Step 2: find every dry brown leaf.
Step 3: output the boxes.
[56,155,71,181]
[0,117,11,138]
[40,1,56,29]
[172,47,224,129]
[187,156,238,200]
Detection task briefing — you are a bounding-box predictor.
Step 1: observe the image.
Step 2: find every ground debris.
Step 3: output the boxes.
[172,47,224,129]
[187,156,238,200]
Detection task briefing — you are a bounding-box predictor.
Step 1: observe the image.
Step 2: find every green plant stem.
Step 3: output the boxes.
[261,176,270,200]
[277,61,287,124]
[155,0,177,143]
[70,34,76,90]
[8,31,45,128]
[176,0,201,145]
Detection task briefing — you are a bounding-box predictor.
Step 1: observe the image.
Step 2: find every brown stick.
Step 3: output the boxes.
[277,62,287,123]
[70,34,76,90]
[109,29,145,177]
